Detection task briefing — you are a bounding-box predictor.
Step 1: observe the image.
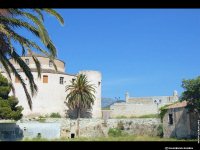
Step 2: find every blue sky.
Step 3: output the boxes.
[17,9,200,100]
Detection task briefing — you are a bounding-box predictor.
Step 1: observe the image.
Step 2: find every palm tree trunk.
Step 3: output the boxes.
[77,107,80,137]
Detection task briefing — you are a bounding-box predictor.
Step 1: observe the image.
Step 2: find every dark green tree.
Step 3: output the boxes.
[0,73,23,121]
[181,76,200,116]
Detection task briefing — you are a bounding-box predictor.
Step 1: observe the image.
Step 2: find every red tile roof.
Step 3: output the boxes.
[167,101,187,109]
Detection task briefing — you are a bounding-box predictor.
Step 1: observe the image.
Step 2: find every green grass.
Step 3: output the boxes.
[114,114,159,119]
[136,114,159,118]
[22,135,198,141]
[115,116,127,119]
[102,107,110,110]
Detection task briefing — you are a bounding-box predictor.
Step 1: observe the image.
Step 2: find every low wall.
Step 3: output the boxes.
[106,118,161,136]
[60,118,161,138]
[0,118,161,140]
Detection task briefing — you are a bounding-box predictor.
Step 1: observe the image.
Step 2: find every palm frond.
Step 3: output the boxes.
[66,74,96,112]
[0,50,33,109]
[43,9,64,25]
[33,9,44,22]
[8,49,38,97]
[27,49,41,78]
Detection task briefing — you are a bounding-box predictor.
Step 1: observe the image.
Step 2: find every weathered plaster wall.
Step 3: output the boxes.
[163,107,196,139]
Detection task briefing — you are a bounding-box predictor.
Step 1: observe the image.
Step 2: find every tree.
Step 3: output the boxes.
[0,73,23,121]
[0,9,64,109]
[181,76,200,116]
[66,74,96,137]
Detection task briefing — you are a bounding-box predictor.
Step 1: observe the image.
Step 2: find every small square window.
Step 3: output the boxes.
[25,59,29,65]
[60,77,64,84]
[49,60,53,67]
[43,75,48,83]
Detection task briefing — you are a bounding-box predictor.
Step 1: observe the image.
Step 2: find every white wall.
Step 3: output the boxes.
[6,72,75,117]
[79,70,102,118]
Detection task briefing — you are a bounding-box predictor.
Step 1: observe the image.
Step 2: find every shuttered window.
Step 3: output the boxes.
[43,75,48,83]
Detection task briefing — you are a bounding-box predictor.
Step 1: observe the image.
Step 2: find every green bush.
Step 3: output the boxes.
[157,124,163,137]
[117,121,124,130]
[50,112,61,118]
[108,128,122,137]
[36,116,46,122]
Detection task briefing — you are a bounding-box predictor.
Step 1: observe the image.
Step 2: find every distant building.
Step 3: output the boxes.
[110,91,178,117]
[163,101,199,139]
[0,52,102,118]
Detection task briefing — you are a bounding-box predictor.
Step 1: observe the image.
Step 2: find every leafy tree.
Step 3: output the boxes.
[181,76,200,116]
[0,73,23,120]
[0,9,64,109]
[66,74,95,137]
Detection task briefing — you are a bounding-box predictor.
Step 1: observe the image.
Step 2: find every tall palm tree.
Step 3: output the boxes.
[66,74,96,137]
[0,9,64,110]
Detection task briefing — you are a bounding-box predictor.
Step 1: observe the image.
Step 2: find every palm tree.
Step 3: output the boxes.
[66,74,96,137]
[0,9,64,109]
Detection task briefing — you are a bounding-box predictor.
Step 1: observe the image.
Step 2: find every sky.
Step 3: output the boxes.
[15,9,200,100]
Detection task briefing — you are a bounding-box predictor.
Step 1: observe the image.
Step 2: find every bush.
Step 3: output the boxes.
[117,121,124,130]
[108,128,122,137]
[50,112,61,118]
[157,124,163,137]
[36,116,46,122]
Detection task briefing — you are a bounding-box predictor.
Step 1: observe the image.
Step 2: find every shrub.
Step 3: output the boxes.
[36,116,46,122]
[50,112,61,118]
[157,124,163,137]
[108,128,122,137]
[117,121,124,130]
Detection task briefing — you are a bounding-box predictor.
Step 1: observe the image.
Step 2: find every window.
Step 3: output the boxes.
[15,76,20,83]
[72,78,75,83]
[25,59,29,65]
[98,81,101,86]
[43,75,48,83]
[49,60,53,67]
[60,77,64,84]
[168,114,173,125]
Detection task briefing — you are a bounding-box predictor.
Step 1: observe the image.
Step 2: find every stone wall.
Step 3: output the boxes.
[0,118,161,140]
[60,118,161,138]
[106,118,161,136]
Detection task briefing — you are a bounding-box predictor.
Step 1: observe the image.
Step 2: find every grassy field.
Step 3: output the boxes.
[23,135,197,141]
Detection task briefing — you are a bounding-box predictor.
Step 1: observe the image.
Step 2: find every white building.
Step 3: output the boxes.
[0,53,102,118]
[109,91,178,117]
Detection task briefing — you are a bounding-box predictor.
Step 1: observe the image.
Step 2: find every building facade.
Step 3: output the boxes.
[110,91,178,117]
[0,54,102,118]
[163,101,199,139]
